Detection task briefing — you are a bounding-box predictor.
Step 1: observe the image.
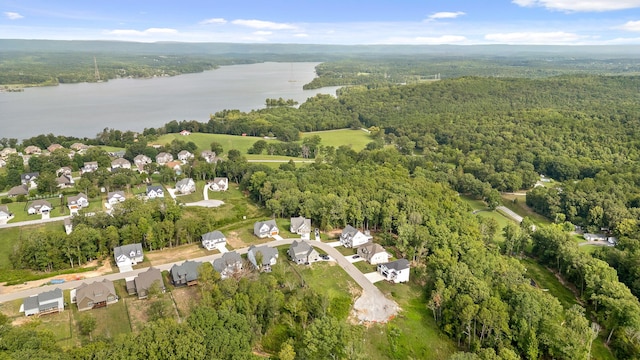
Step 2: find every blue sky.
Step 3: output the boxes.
[2,0,640,45]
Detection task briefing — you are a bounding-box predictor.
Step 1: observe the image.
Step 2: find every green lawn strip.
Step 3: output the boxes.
[300,129,373,152]
[96,145,126,153]
[174,180,206,203]
[500,194,552,226]
[458,195,488,211]
[352,260,376,273]
[370,281,457,359]
[518,258,577,309]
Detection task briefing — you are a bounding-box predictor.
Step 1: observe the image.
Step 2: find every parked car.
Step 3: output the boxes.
[352,255,360,259]
[320,254,330,260]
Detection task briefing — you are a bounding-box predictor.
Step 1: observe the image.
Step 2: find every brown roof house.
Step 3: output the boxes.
[7,185,28,197]
[71,279,118,311]
[126,267,165,299]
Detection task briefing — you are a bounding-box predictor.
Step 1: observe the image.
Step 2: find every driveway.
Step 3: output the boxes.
[326,241,342,248]
[364,272,385,283]
[347,255,364,263]
[184,200,225,208]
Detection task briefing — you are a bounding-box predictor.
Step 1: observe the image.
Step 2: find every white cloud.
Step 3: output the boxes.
[106,28,178,36]
[485,31,584,44]
[4,11,23,20]
[427,11,466,21]
[512,0,640,12]
[385,35,468,45]
[294,33,309,38]
[253,31,272,36]
[231,19,296,30]
[620,20,640,31]
[200,18,226,25]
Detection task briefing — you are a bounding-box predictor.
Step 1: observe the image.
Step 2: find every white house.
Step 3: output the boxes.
[200,150,219,163]
[357,243,389,265]
[175,178,196,194]
[21,288,64,316]
[209,177,229,192]
[288,240,319,265]
[0,205,13,221]
[247,245,278,272]
[156,152,173,165]
[81,161,98,174]
[340,225,372,248]
[378,259,410,283]
[111,157,131,170]
[107,191,126,205]
[133,154,152,172]
[68,193,89,215]
[290,216,311,240]
[180,130,191,136]
[254,220,279,238]
[177,150,194,163]
[64,218,73,235]
[212,251,243,279]
[27,200,52,215]
[146,185,165,199]
[20,172,39,188]
[114,243,144,272]
[201,230,227,251]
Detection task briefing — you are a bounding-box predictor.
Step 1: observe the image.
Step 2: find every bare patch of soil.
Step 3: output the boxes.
[170,286,200,318]
[145,244,208,266]
[225,231,248,249]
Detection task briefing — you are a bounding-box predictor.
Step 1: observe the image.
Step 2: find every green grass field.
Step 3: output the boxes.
[300,128,373,151]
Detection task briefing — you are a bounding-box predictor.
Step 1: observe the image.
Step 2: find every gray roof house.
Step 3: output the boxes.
[200,150,219,163]
[0,205,13,221]
[114,243,144,272]
[146,185,165,199]
[129,267,165,299]
[107,191,126,205]
[177,150,194,162]
[27,200,52,215]
[56,174,74,188]
[21,288,64,316]
[68,193,89,215]
[209,177,228,191]
[340,225,371,248]
[288,240,320,265]
[156,152,173,165]
[201,230,226,251]
[20,172,39,186]
[212,251,243,279]
[254,220,279,238]
[290,216,311,239]
[247,245,278,272]
[72,279,118,311]
[170,260,202,286]
[175,178,196,194]
[111,157,131,170]
[377,259,410,284]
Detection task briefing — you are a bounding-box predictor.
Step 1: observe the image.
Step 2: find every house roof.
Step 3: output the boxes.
[170,260,202,283]
[156,152,172,160]
[114,243,143,261]
[56,175,73,185]
[147,185,164,193]
[29,199,52,209]
[248,245,278,265]
[84,161,98,166]
[212,251,242,273]
[133,154,152,162]
[0,205,10,215]
[213,177,228,185]
[383,259,410,271]
[289,240,315,258]
[176,178,194,188]
[8,185,28,196]
[111,158,131,166]
[358,242,385,255]
[68,193,88,204]
[202,230,226,242]
[47,144,63,152]
[178,150,192,157]
[23,288,63,312]
[134,267,164,293]
[291,216,311,232]
[107,190,125,200]
[342,225,359,237]
[20,172,39,182]
[254,219,278,234]
[76,279,116,304]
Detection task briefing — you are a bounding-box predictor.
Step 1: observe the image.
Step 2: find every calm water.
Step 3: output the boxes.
[0,62,340,140]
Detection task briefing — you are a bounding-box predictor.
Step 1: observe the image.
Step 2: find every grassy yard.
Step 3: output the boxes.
[501,194,552,226]
[370,281,457,359]
[460,195,513,242]
[300,128,373,152]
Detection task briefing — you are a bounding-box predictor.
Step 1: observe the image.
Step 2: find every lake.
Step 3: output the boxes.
[0,62,340,140]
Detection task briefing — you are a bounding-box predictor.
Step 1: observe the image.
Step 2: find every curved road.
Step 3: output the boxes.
[0,238,398,323]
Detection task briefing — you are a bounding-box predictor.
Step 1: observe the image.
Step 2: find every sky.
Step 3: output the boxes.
[2,0,640,45]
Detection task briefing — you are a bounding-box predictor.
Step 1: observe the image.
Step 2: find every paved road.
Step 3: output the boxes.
[496,206,523,223]
[0,238,398,323]
[578,240,612,247]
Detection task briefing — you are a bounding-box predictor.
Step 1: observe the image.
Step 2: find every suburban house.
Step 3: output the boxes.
[290,216,312,240]
[170,260,202,286]
[254,220,279,238]
[212,251,243,279]
[180,129,191,136]
[340,225,372,248]
[146,185,165,199]
[47,143,64,152]
[107,191,126,205]
[156,152,173,165]
[288,240,320,265]
[0,159,5,167]
[133,154,152,172]
[27,200,52,215]
[177,150,194,162]
[7,185,28,197]
[175,178,196,194]
[377,259,410,283]
[70,143,89,152]
[166,160,183,173]
[24,145,41,155]
[71,279,118,311]
[20,172,39,187]
[0,205,13,221]
[357,243,389,265]
[111,157,131,170]
[64,218,73,235]
[81,161,99,174]
[126,267,165,299]
[113,243,144,272]
[200,150,219,163]
[0,147,17,158]
[109,150,126,158]
[209,177,229,191]
[68,193,89,215]
[201,230,227,251]
[56,166,72,177]
[20,288,64,316]
[247,245,278,272]
[56,174,74,188]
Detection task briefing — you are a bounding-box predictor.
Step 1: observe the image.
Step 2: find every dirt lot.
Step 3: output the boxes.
[225,231,248,249]
[171,286,200,318]
[0,260,114,295]
[145,244,209,266]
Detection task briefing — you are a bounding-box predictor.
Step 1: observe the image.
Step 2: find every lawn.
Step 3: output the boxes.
[460,195,513,242]
[370,281,457,359]
[300,128,373,152]
[5,199,68,223]
[500,194,552,226]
